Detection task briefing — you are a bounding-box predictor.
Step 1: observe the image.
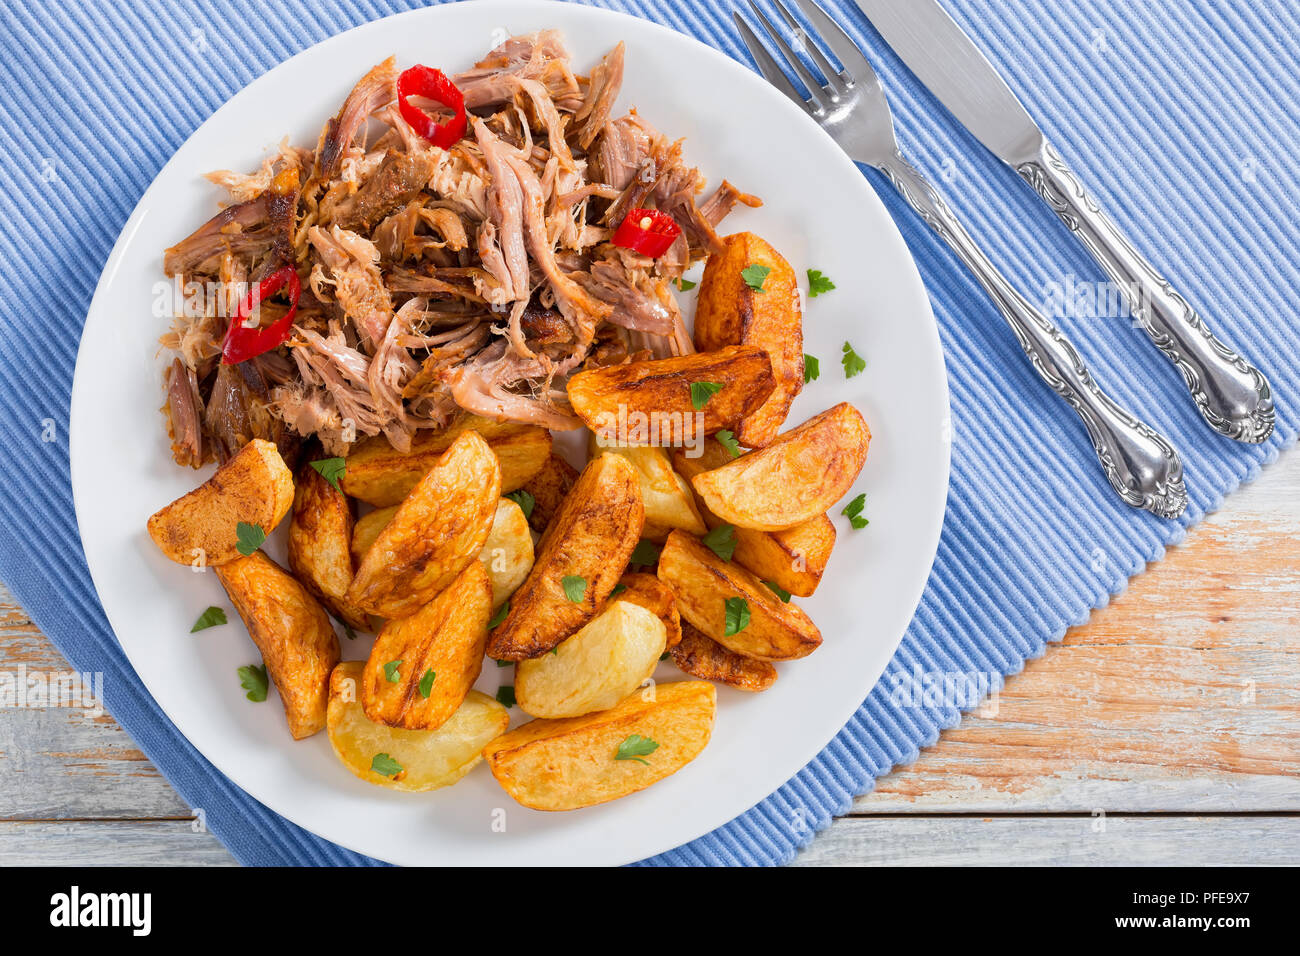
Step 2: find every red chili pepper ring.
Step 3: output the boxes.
[611,207,682,258]
[398,65,468,149]
[221,265,301,365]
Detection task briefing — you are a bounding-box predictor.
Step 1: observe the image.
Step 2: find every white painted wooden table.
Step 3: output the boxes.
[2,451,1297,865]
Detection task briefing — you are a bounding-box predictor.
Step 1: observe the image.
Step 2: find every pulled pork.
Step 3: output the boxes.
[159,31,758,466]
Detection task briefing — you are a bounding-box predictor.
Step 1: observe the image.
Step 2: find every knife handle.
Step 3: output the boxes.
[1018,143,1274,443]
[877,148,1186,518]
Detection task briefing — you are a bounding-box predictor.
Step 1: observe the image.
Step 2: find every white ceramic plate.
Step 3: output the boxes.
[70,0,949,866]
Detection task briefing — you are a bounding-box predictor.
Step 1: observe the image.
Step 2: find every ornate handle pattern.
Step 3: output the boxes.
[878,149,1187,518]
[1018,143,1274,444]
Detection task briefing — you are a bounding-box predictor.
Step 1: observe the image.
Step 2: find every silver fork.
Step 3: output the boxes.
[736,0,1188,519]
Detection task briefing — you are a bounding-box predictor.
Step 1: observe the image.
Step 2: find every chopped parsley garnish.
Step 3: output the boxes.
[384,659,403,683]
[842,493,869,529]
[371,753,403,778]
[496,685,516,708]
[309,457,346,493]
[418,669,436,698]
[723,597,750,636]
[505,489,535,519]
[676,277,698,292]
[803,354,820,383]
[702,524,737,562]
[741,264,771,292]
[237,664,268,702]
[495,658,512,668]
[807,269,836,297]
[561,575,587,603]
[235,521,266,557]
[190,606,227,633]
[764,581,792,603]
[488,601,510,629]
[841,341,866,378]
[689,381,724,410]
[611,583,629,597]
[615,734,660,765]
[714,429,742,458]
[629,540,661,568]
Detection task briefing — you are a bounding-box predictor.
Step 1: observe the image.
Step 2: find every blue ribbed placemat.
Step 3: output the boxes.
[0,0,1294,866]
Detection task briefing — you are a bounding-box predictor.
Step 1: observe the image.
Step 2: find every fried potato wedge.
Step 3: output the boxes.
[215,551,341,739]
[287,463,369,631]
[694,232,803,447]
[340,415,550,507]
[483,681,716,811]
[328,662,508,792]
[346,431,501,619]
[673,441,835,597]
[353,499,534,609]
[614,572,682,649]
[478,498,535,607]
[147,438,294,567]
[350,505,398,566]
[487,453,644,661]
[362,562,493,730]
[656,530,821,661]
[594,443,706,542]
[519,453,579,535]
[691,403,870,532]
[516,601,667,718]
[670,621,777,692]
[567,346,776,444]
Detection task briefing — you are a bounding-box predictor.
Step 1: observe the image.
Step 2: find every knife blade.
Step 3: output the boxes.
[851,0,1044,166]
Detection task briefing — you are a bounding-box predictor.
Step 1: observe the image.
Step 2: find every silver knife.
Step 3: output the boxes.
[853,0,1274,443]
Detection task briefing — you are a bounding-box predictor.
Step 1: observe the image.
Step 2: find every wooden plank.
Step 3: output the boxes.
[0,821,235,866]
[0,618,191,820]
[793,815,1300,866]
[856,451,1300,815]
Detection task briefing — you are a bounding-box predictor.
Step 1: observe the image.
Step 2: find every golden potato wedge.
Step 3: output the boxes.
[352,498,533,608]
[478,498,535,607]
[656,530,821,661]
[362,562,493,730]
[482,681,716,811]
[673,441,835,597]
[694,232,804,447]
[350,505,398,566]
[147,438,294,567]
[516,601,667,718]
[594,442,706,543]
[691,403,870,532]
[519,452,579,535]
[567,346,776,444]
[215,551,341,739]
[346,431,501,619]
[614,572,682,649]
[487,453,644,661]
[287,463,370,632]
[340,415,549,507]
[670,621,777,692]
[328,662,508,792]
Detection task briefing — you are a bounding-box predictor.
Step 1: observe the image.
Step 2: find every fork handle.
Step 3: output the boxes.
[1017,142,1274,443]
[876,149,1186,518]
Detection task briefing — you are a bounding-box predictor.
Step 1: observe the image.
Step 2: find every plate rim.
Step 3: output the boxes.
[69,0,950,866]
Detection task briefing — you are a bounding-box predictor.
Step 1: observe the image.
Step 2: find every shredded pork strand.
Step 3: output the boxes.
[157,30,759,466]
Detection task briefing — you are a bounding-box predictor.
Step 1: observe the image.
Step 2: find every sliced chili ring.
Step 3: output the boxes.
[397,65,468,149]
[221,265,301,365]
[611,207,682,258]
